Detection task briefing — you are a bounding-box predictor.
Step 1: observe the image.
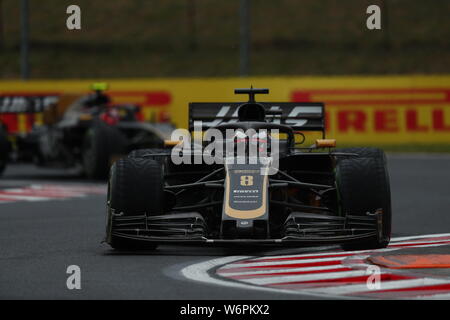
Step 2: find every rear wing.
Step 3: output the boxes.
[0,95,59,134]
[0,95,58,114]
[189,102,325,133]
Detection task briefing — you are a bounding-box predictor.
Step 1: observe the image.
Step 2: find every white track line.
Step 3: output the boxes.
[0,184,107,204]
[0,190,85,197]
[0,194,52,201]
[239,270,370,286]
[390,233,450,242]
[34,186,106,194]
[248,248,396,262]
[248,251,356,262]
[389,239,450,246]
[219,256,347,269]
[219,265,350,277]
[390,242,450,249]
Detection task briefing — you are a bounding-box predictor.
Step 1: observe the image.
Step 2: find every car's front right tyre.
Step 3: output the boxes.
[106,156,164,250]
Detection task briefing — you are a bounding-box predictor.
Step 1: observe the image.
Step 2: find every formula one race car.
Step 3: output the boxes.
[0,84,173,179]
[105,88,391,251]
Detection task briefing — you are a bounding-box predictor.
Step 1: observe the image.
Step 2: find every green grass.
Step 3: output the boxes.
[1,0,450,78]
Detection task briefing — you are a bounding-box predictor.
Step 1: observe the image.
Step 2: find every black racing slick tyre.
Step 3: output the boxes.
[106,156,164,250]
[335,147,386,164]
[336,157,392,250]
[0,126,10,177]
[82,121,127,180]
[128,148,166,162]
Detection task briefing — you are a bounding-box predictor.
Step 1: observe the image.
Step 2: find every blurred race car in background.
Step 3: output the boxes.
[0,83,174,179]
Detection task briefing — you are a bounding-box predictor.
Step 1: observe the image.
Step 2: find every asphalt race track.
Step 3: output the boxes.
[1,154,450,299]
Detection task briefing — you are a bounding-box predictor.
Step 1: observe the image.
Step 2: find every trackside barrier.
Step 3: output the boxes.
[1,75,450,145]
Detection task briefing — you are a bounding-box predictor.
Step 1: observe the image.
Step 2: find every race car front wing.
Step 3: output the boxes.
[107,207,382,246]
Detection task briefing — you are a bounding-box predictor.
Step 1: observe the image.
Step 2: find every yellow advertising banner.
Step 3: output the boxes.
[1,75,450,145]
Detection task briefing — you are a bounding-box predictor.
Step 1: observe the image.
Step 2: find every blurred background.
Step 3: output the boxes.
[1,0,450,79]
[0,0,450,152]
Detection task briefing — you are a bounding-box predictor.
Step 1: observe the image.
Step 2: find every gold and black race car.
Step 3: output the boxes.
[105,88,391,251]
